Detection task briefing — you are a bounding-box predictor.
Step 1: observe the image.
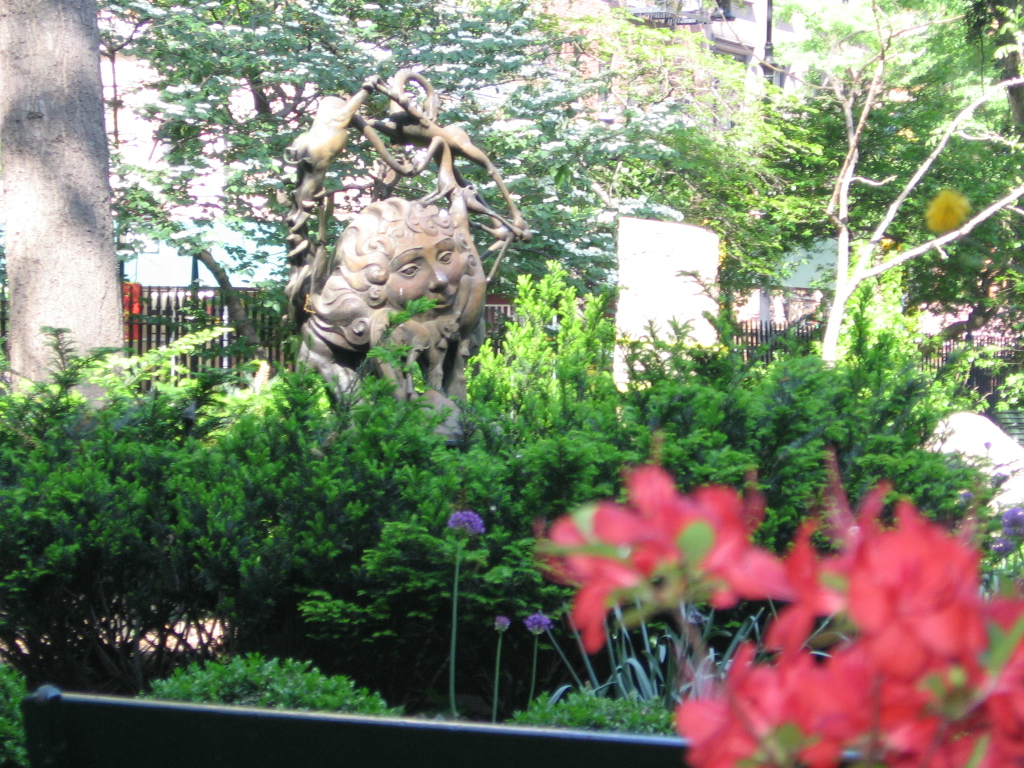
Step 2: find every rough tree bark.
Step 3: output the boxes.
[0,0,123,383]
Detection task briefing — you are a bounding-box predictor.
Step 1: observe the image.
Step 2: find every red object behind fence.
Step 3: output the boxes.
[122,282,142,341]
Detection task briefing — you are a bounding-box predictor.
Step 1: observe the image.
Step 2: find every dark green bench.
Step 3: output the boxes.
[22,686,689,768]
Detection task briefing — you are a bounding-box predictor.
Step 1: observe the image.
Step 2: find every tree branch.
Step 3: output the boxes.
[194,250,268,361]
[852,174,897,187]
[868,77,1024,247]
[826,57,886,218]
[857,182,1024,281]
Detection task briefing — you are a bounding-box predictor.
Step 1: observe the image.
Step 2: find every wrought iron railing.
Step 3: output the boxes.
[0,287,1020,409]
[0,285,518,372]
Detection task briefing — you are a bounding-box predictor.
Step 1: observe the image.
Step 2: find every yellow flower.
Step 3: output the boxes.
[925,189,971,235]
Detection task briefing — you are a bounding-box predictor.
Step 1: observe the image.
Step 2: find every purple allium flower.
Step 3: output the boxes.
[992,536,1016,557]
[1003,507,1024,539]
[960,491,974,505]
[494,615,511,632]
[447,510,485,536]
[523,612,553,635]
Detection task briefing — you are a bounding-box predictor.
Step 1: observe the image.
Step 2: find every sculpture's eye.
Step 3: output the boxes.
[437,250,453,264]
[399,264,420,278]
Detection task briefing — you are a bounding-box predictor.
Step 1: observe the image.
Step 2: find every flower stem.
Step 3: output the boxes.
[492,632,504,723]
[449,544,462,718]
[567,617,601,689]
[545,627,585,690]
[528,634,539,704]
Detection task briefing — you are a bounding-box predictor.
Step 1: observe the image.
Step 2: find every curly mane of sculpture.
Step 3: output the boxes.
[300,197,486,400]
[283,70,528,423]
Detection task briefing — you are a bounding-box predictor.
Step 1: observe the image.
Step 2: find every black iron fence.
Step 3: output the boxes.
[121,285,292,370]
[735,319,1024,410]
[122,288,519,371]
[1,287,1022,406]
[732,319,819,364]
[0,286,520,372]
[920,333,1024,409]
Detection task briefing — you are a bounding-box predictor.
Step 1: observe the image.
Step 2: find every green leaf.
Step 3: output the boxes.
[677,520,715,564]
[987,612,1024,676]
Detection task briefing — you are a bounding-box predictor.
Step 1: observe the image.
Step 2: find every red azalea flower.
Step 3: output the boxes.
[540,466,791,652]
[981,599,1024,764]
[570,560,644,652]
[689,486,794,607]
[677,645,776,768]
[767,522,847,656]
[847,501,987,681]
[545,464,1024,768]
[678,644,871,768]
[592,498,687,576]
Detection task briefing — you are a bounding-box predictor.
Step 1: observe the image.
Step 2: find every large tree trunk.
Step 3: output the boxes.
[0,0,122,384]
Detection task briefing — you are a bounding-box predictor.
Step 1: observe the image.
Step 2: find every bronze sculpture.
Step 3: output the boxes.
[283,71,528,413]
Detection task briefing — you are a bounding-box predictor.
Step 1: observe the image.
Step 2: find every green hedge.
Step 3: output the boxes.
[0,267,987,712]
[0,664,27,768]
[511,691,674,735]
[144,654,399,714]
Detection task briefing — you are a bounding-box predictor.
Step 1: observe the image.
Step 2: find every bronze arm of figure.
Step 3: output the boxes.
[282,81,378,326]
[353,70,531,249]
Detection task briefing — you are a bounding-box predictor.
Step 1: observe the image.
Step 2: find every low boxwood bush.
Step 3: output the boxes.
[510,691,674,735]
[143,654,400,715]
[0,664,27,768]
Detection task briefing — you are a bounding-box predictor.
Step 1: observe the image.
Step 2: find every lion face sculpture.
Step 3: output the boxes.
[299,197,487,401]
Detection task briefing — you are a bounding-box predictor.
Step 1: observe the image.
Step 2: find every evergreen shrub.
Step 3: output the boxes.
[510,690,674,735]
[143,654,399,714]
[0,267,990,710]
[0,664,27,768]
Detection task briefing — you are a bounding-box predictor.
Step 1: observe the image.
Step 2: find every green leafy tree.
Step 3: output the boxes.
[969,0,1024,130]
[98,0,827,301]
[100,0,620,289]
[775,0,1024,359]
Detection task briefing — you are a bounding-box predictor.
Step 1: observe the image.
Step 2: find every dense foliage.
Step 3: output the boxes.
[91,0,1024,326]
[0,665,26,768]
[143,653,400,713]
[511,690,674,735]
[96,0,834,296]
[0,267,989,712]
[767,1,1024,355]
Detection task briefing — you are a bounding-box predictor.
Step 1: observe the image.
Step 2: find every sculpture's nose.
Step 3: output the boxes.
[429,265,449,292]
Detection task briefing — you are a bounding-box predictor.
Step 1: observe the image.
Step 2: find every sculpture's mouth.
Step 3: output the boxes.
[430,291,457,310]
